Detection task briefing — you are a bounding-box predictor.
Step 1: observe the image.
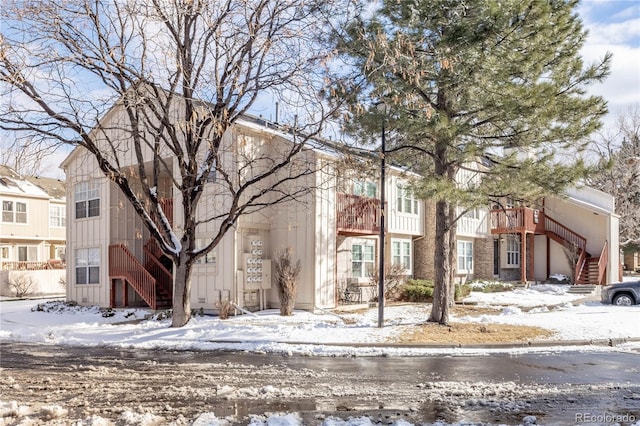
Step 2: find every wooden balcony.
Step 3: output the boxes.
[336,193,381,236]
[490,207,545,234]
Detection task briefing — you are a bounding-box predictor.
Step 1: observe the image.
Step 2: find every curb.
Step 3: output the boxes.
[207,336,640,350]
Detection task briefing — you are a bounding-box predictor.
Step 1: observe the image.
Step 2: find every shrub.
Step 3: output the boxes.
[216,300,234,320]
[468,280,514,293]
[401,279,434,302]
[273,248,301,316]
[454,283,472,300]
[5,273,35,298]
[367,263,407,301]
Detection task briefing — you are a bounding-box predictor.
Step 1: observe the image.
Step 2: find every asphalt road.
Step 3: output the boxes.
[1,343,639,425]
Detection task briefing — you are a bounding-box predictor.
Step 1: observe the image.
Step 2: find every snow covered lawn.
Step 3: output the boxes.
[1,283,639,356]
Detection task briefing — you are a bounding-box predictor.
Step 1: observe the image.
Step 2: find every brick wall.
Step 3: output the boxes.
[414,200,436,280]
[473,236,494,280]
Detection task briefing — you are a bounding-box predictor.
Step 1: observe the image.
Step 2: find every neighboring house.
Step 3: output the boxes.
[0,165,66,295]
[61,109,620,313]
[623,251,640,273]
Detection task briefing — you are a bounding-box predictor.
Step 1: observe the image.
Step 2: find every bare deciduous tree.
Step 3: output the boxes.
[586,106,640,251]
[0,0,342,327]
[0,137,55,177]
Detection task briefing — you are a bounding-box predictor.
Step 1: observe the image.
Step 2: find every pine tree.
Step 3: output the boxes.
[333,0,610,324]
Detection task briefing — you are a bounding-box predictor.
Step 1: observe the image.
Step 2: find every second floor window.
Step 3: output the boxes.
[353,180,377,198]
[50,205,66,227]
[352,243,375,278]
[396,184,418,214]
[2,200,27,223]
[75,181,100,219]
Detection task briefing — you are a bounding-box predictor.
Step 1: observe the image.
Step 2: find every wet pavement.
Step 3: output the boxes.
[1,343,639,425]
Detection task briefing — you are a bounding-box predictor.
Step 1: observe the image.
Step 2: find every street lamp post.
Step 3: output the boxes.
[378,115,386,328]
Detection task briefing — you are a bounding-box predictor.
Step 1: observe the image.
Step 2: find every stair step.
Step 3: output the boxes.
[567,285,597,294]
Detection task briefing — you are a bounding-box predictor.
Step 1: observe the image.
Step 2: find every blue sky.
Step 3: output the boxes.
[20,0,640,177]
[577,0,640,129]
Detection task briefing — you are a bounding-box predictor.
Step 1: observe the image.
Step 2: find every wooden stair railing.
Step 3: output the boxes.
[159,198,174,227]
[144,239,173,304]
[544,216,587,252]
[596,240,608,285]
[109,244,158,310]
[543,216,592,284]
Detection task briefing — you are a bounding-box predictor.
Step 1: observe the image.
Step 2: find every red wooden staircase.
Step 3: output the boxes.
[543,216,608,285]
[490,207,609,285]
[109,243,173,310]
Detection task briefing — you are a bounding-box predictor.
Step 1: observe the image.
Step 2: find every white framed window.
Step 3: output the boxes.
[49,205,66,227]
[17,246,38,262]
[392,239,412,272]
[457,240,474,273]
[2,200,27,223]
[194,239,216,264]
[396,184,418,214]
[464,208,480,219]
[75,247,100,285]
[352,243,375,278]
[1,246,11,260]
[506,235,520,266]
[203,159,217,183]
[75,181,100,219]
[353,180,377,198]
[55,246,66,262]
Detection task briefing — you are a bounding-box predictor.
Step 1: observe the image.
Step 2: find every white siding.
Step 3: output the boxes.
[65,150,111,307]
[387,175,423,236]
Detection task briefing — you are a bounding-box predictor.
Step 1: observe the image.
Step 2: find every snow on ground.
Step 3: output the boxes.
[1,282,639,357]
[2,282,640,425]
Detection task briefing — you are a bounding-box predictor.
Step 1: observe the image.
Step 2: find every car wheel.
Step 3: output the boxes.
[612,293,635,306]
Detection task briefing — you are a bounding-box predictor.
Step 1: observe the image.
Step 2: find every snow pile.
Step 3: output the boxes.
[1,282,639,356]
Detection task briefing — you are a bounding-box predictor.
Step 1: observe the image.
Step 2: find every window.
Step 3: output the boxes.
[17,246,38,262]
[55,246,66,262]
[353,180,377,198]
[50,205,66,227]
[396,184,418,214]
[457,241,473,272]
[194,239,216,264]
[1,246,10,260]
[203,159,217,183]
[506,235,520,266]
[464,208,480,219]
[352,243,375,278]
[392,240,411,271]
[75,248,100,284]
[75,181,100,219]
[2,200,27,223]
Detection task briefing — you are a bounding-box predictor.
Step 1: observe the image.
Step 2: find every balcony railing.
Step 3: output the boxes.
[336,193,381,236]
[490,207,545,234]
[1,260,65,271]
